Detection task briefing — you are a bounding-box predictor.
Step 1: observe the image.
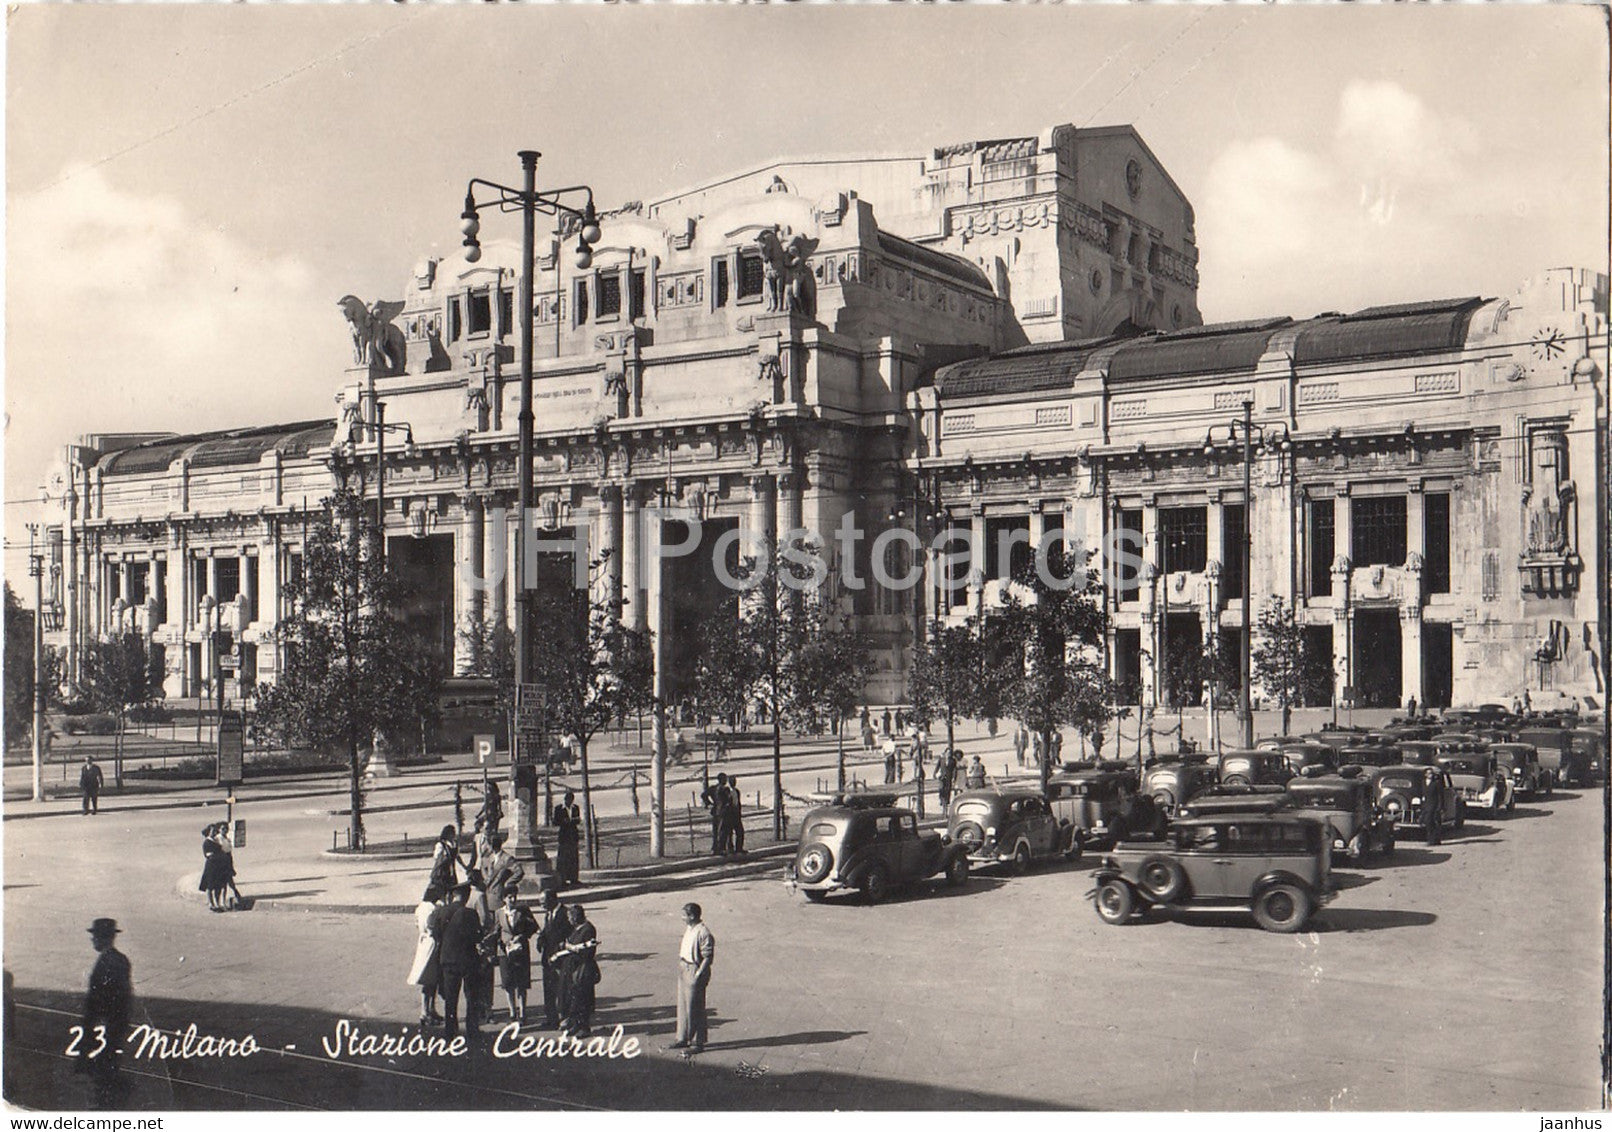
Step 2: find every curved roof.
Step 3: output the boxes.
[99,420,335,477]
[933,334,1122,399]
[875,232,991,290]
[1292,297,1484,366]
[1108,318,1293,385]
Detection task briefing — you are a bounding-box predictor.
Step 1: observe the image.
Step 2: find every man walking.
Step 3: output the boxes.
[724,776,746,855]
[77,919,131,1108]
[669,902,714,1054]
[80,756,103,816]
[702,774,729,855]
[430,882,483,1039]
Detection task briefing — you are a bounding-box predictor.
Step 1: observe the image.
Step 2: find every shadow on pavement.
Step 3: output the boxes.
[1371,848,1452,869]
[5,984,1061,1111]
[1314,907,1438,932]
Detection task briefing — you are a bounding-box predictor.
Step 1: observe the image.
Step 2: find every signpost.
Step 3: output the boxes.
[511,684,547,858]
[216,711,244,787]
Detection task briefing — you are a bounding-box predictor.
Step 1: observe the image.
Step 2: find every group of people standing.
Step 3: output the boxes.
[699,774,746,856]
[411,824,601,1039]
[1012,724,1064,769]
[198,822,242,912]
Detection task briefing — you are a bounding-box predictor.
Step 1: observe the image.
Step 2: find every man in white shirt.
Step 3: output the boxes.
[669,902,715,1053]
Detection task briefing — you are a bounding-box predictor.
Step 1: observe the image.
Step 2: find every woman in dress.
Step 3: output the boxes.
[556,904,598,1038]
[429,825,462,896]
[215,822,243,910]
[493,886,536,1023]
[408,885,446,1026]
[198,824,227,912]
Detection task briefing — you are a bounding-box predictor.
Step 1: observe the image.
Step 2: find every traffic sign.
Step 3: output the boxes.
[474,733,495,764]
[216,711,244,786]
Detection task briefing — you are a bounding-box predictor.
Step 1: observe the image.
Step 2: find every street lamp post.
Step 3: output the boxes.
[370,398,415,567]
[1204,400,1291,748]
[27,525,46,803]
[458,151,599,856]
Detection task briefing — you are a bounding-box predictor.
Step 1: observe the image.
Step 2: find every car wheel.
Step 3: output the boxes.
[1095,880,1135,924]
[802,889,827,903]
[862,864,892,905]
[945,854,969,888]
[796,844,833,884]
[1137,855,1188,903]
[1011,842,1032,875]
[1252,883,1312,933]
[1224,775,1251,788]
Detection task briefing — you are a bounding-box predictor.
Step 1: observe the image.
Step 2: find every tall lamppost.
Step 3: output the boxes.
[27,525,46,802]
[370,398,415,566]
[1203,400,1291,747]
[457,153,599,703]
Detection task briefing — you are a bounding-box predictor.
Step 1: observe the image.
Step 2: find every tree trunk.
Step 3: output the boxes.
[1040,727,1053,792]
[836,722,846,792]
[114,713,125,789]
[579,735,596,869]
[946,713,956,756]
[650,698,666,857]
[348,724,364,851]
[772,713,784,841]
[1282,696,1292,736]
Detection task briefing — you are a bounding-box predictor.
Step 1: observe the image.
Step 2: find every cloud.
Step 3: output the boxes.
[1195,79,1596,320]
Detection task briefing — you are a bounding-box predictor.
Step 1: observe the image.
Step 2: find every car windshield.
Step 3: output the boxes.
[953,801,996,821]
[1288,786,1355,808]
[1377,775,1419,791]
[1439,758,1489,776]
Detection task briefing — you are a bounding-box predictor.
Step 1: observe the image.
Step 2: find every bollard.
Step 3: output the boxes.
[332,829,338,852]
[403,832,408,851]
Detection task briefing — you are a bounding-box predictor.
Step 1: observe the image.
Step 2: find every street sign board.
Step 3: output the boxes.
[474,733,495,764]
[216,710,244,786]
[233,819,246,848]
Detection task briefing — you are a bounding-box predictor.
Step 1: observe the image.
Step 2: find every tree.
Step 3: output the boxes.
[460,615,516,749]
[1251,594,1314,736]
[909,623,983,757]
[527,556,654,868]
[785,594,873,793]
[994,544,1113,790]
[253,489,441,849]
[79,631,162,787]
[4,585,34,749]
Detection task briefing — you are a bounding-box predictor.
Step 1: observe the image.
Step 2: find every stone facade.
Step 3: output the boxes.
[37,122,1607,714]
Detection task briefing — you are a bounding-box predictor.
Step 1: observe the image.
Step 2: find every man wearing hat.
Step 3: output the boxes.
[78,919,131,1107]
[429,882,484,1040]
[80,756,104,816]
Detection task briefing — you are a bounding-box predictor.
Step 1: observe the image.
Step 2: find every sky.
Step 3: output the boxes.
[4,4,1608,577]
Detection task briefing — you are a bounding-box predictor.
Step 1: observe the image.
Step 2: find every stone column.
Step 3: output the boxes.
[1405,487,1426,563]
[1335,490,1353,571]
[1204,563,1223,754]
[748,474,777,571]
[1331,558,1353,710]
[119,561,132,612]
[64,488,80,686]
[456,495,485,674]
[259,527,281,686]
[1140,562,1160,712]
[621,485,644,630]
[599,484,624,614]
[778,469,804,542]
[1207,500,1224,578]
[967,509,986,613]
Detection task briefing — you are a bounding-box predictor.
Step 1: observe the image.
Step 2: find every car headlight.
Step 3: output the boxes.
[1411,796,1422,805]
[985,827,997,838]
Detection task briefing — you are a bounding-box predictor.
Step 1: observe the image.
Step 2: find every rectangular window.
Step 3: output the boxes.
[1221,504,1245,600]
[1158,507,1208,574]
[596,273,622,319]
[448,298,462,343]
[737,251,765,301]
[1424,493,1451,594]
[128,563,149,605]
[498,289,514,336]
[215,557,241,603]
[629,268,646,320]
[573,280,589,326]
[984,516,1030,583]
[1114,508,1143,602]
[712,259,730,309]
[467,290,492,335]
[1308,499,1334,597]
[1351,495,1407,568]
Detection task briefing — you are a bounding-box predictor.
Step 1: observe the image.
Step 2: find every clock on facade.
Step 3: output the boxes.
[1531,324,1568,361]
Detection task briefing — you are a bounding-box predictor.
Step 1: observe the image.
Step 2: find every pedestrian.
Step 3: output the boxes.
[882,736,897,784]
[429,825,462,896]
[535,889,567,1030]
[965,754,986,790]
[1031,733,1045,769]
[199,824,229,912]
[480,831,524,908]
[215,820,244,910]
[1051,731,1064,766]
[554,791,582,887]
[79,756,103,816]
[912,751,926,820]
[669,902,714,1054]
[1013,726,1027,767]
[430,881,482,1040]
[474,779,503,838]
[861,717,875,753]
[556,904,599,1038]
[76,918,131,1109]
[409,884,446,1026]
[723,776,746,855]
[936,748,956,812]
[1406,695,1418,719]
[702,774,729,855]
[895,709,907,733]
[882,707,892,736]
[493,886,537,1023]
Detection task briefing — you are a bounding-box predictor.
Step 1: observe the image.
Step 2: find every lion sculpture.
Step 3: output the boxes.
[338,295,407,375]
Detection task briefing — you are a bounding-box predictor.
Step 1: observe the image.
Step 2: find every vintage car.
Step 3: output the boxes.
[1516,727,1597,788]
[1265,741,1337,777]
[1490,743,1550,799]
[1141,755,1217,817]
[1090,814,1335,933]
[947,788,1071,872]
[1395,740,1441,766]
[1370,765,1465,844]
[1176,784,1288,818]
[1283,772,1396,863]
[1216,749,1294,787]
[787,794,970,903]
[1434,751,1515,815]
[1045,767,1158,856]
[1303,728,1378,753]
